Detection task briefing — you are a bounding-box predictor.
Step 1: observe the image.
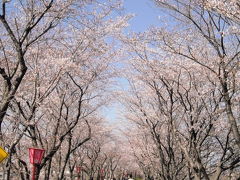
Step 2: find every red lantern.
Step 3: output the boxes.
[76,166,81,180]
[100,169,104,180]
[28,148,45,180]
[76,166,81,173]
[28,148,45,164]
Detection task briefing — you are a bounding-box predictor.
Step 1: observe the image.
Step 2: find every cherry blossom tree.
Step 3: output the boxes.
[153,0,240,151]
[120,22,240,178]
[197,0,240,24]
[0,0,75,139]
[0,0,130,179]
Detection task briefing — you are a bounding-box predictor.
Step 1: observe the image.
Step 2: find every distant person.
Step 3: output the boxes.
[128,174,134,180]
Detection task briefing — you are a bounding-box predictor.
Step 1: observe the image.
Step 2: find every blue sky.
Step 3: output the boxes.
[124,0,161,32]
[103,0,163,123]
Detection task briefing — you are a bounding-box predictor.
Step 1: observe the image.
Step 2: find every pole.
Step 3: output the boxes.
[32,164,36,180]
[77,172,80,180]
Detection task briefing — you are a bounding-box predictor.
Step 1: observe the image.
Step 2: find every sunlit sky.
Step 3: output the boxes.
[103,0,162,123]
[124,0,161,32]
